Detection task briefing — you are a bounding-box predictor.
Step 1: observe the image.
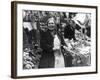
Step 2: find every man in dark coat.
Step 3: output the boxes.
[64,20,76,41]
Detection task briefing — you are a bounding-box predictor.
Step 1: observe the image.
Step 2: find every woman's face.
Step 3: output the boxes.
[48,19,55,30]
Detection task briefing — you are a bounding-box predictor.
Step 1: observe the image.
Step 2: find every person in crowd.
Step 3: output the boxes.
[64,13,77,41]
[64,20,76,41]
[60,19,74,67]
[38,17,56,68]
[38,16,73,68]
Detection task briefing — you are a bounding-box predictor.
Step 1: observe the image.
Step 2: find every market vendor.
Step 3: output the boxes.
[38,17,56,68]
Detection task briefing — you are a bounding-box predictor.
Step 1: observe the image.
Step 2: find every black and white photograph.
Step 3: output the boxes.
[11,1,97,78]
[23,10,91,69]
